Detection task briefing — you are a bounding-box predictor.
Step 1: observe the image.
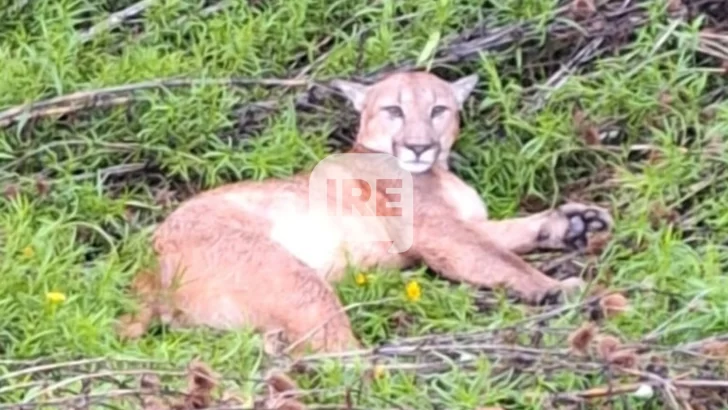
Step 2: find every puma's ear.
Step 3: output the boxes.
[449,74,479,108]
[331,79,370,112]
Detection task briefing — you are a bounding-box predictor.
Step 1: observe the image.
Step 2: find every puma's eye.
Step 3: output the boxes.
[431,105,448,118]
[382,106,404,118]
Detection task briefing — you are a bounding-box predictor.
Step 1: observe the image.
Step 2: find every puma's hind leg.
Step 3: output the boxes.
[150,210,361,356]
[161,254,361,357]
[267,265,363,357]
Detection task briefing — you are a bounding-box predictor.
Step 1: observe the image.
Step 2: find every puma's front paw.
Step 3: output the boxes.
[538,203,613,251]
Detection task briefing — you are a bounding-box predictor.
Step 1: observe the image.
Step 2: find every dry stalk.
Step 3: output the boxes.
[2,0,722,131]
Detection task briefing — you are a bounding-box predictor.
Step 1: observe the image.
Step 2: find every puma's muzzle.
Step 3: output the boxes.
[392,141,441,173]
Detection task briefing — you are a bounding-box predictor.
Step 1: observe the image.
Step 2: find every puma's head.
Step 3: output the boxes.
[332,71,478,174]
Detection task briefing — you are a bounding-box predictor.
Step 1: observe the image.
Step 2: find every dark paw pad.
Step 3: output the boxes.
[538,288,565,306]
[562,207,611,250]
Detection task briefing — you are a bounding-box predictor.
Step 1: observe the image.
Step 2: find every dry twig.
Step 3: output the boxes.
[0,77,307,128]
[78,0,157,43]
[2,0,721,131]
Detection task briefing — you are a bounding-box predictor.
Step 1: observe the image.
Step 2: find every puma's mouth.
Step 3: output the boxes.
[393,143,440,174]
[397,159,434,174]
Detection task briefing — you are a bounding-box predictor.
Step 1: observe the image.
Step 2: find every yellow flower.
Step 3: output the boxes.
[355,273,368,286]
[46,291,66,304]
[372,364,386,379]
[405,280,421,302]
[22,246,34,258]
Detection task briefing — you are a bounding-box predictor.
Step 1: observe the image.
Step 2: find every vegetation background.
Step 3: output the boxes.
[1,0,727,409]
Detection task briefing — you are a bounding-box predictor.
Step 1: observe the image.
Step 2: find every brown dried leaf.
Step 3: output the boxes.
[266,371,299,395]
[266,398,308,410]
[288,360,316,377]
[123,207,136,223]
[115,311,152,340]
[154,188,176,208]
[649,354,665,365]
[501,329,519,345]
[142,396,170,410]
[646,354,670,378]
[607,349,638,368]
[701,106,718,122]
[140,373,162,392]
[595,335,622,360]
[35,177,50,197]
[264,369,306,409]
[2,184,19,200]
[648,203,679,228]
[675,386,692,402]
[647,149,664,165]
[185,359,219,409]
[520,194,548,213]
[220,390,251,406]
[169,397,190,410]
[569,322,598,354]
[658,90,673,108]
[572,107,587,128]
[570,0,596,19]
[585,231,612,255]
[666,0,684,12]
[571,107,601,145]
[131,270,162,301]
[389,310,415,335]
[591,16,606,32]
[588,283,608,298]
[187,359,218,390]
[582,126,601,145]
[157,301,183,326]
[599,293,629,318]
[700,341,728,358]
[705,135,724,157]
[263,329,288,356]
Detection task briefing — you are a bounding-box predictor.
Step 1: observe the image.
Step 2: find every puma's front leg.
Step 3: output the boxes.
[411,220,584,304]
[476,203,614,255]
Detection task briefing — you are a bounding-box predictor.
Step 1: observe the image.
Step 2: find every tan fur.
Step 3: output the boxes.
[119,71,613,356]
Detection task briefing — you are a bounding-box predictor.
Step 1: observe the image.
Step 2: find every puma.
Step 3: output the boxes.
[118,71,613,356]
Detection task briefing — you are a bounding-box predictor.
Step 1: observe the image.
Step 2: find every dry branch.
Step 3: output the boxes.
[0,287,726,409]
[0,77,307,128]
[2,0,723,130]
[3,315,727,409]
[78,0,157,43]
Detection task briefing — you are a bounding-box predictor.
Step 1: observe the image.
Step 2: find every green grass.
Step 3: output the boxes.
[1,0,728,408]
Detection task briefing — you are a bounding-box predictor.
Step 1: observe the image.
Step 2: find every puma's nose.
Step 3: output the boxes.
[403,143,436,157]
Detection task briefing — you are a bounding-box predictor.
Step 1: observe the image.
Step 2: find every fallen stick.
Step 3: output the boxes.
[0,77,309,127]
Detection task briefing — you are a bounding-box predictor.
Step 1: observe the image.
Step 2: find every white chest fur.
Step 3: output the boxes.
[269,208,345,274]
[439,174,489,222]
